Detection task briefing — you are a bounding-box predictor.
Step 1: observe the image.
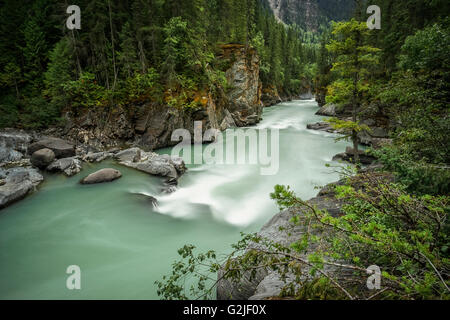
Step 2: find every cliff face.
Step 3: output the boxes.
[222,45,263,127]
[60,45,263,152]
[265,0,354,31]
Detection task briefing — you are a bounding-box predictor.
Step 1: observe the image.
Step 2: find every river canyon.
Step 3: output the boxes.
[0,99,349,299]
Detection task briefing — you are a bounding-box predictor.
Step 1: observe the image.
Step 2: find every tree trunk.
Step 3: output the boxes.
[14,79,20,99]
[352,129,360,165]
[108,0,117,91]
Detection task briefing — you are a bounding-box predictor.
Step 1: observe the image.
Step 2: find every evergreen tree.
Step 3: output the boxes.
[326,19,380,164]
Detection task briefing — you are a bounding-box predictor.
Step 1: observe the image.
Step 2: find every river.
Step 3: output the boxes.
[0,99,349,299]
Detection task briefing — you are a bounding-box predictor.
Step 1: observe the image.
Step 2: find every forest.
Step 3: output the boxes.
[0,0,319,129]
[0,0,449,301]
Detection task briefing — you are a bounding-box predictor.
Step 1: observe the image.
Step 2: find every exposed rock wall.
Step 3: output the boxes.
[265,0,354,31]
[59,44,263,152]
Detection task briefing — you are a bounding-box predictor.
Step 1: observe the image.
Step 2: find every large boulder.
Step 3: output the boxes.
[114,147,142,163]
[80,168,122,184]
[315,103,336,116]
[28,137,75,158]
[116,148,186,180]
[370,127,389,138]
[47,157,82,176]
[31,148,55,169]
[306,121,346,134]
[157,154,186,176]
[134,158,178,179]
[0,147,23,163]
[0,167,43,209]
[0,129,33,153]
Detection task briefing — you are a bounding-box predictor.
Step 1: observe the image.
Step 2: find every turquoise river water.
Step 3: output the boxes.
[0,100,349,299]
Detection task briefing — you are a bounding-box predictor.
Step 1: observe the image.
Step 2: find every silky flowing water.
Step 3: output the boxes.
[0,100,349,299]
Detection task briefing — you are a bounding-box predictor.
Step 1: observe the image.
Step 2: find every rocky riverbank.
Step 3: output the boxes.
[0,129,186,209]
[216,179,345,300]
[0,45,259,209]
[217,165,387,300]
[0,44,307,210]
[307,103,392,147]
[304,101,393,166]
[45,44,266,153]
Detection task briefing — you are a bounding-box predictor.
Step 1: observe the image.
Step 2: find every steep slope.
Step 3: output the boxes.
[264,0,355,31]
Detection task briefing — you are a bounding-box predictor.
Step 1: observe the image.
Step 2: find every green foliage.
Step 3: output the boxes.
[44,38,75,109]
[398,21,450,73]
[161,17,191,87]
[369,0,450,73]
[63,73,108,111]
[118,68,160,103]
[0,95,19,128]
[157,175,450,300]
[374,145,450,195]
[155,244,221,300]
[326,19,380,106]
[324,19,380,164]
[326,117,371,143]
[373,21,450,194]
[0,63,21,95]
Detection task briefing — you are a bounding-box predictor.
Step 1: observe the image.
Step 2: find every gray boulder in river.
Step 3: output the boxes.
[114,147,142,163]
[80,168,122,184]
[47,157,82,176]
[0,167,44,209]
[0,129,33,153]
[115,147,186,180]
[28,137,75,158]
[0,147,23,163]
[31,148,55,169]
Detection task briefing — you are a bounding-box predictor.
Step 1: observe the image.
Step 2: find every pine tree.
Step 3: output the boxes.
[326,19,380,165]
[44,37,75,108]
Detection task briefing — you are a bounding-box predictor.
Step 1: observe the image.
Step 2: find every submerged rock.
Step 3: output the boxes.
[131,193,158,208]
[31,148,55,169]
[47,157,82,176]
[80,168,122,184]
[0,167,43,209]
[28,137,75,159]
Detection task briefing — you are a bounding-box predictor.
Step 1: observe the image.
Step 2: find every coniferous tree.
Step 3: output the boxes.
[326,19,380,164]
